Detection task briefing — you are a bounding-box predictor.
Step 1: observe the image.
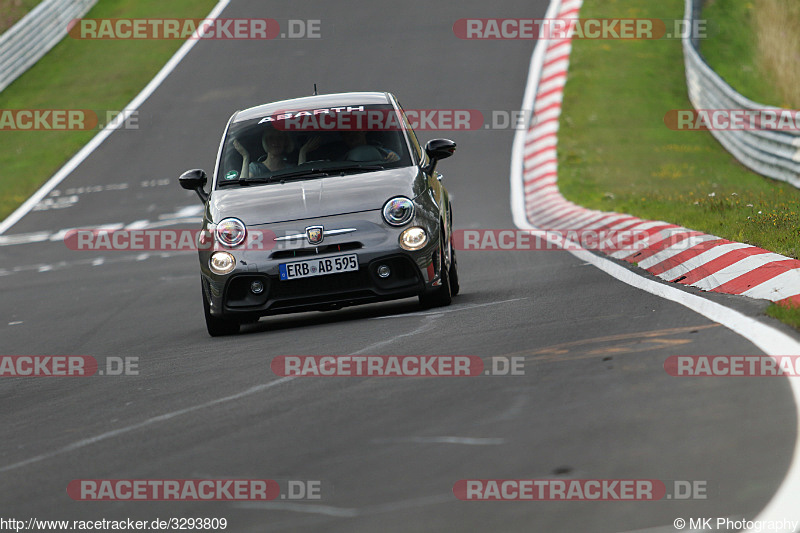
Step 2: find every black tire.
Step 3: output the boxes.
[449,245,460,297]
[419,244,452,309]
[202,280,240,337]
[447,205,459,297]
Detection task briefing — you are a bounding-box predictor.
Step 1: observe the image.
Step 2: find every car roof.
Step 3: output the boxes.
[233,92,393,123]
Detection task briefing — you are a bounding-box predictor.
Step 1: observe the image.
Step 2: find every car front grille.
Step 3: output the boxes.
[270,269,368,298]
[270,241,362,260]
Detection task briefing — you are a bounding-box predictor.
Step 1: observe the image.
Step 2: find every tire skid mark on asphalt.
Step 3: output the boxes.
[0,315,444,473]
[511,4,800,528]
[493,325,719,364]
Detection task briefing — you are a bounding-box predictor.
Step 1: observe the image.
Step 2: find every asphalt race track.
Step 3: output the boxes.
[1,1,798,531]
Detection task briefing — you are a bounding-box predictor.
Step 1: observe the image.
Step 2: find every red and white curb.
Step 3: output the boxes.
[515,0,800,309]
[509,1,800,531]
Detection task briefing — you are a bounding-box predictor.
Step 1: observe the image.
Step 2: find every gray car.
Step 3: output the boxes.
[178,91,459,336]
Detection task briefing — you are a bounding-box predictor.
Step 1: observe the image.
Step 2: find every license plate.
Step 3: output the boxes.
[279,254,359,280]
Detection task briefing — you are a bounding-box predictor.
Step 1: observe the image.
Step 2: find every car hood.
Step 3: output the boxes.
[208,166,425,226]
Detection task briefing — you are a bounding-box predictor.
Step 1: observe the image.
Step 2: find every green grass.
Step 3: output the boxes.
[0,0,217,220]
[558,0,800,260]
[698,0,784,107]
[767,302,800,329]
[0,0,41,34]
[700,0,800,110]
[557,0,800,327]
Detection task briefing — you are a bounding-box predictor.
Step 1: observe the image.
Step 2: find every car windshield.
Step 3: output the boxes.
[217,104,413,186]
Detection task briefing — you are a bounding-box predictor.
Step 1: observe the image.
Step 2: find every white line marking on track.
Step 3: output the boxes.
[237,502,359,518]
[0,376,295,474]
[234,493,453,517]
[350,319,439,355]
[370,298,527,320]
[371,436,505,445]
[511,1,800,530]
[0,0,232,235]
[0,206,202,247]
[158,205,204,220]
[0,300,445,473]
[125,220,150,230]
[0,251,192,279]
[0,232,50,246]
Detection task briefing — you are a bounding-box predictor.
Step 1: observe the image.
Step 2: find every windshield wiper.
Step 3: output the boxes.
[239,164,386,184]
[240,168,330,184]
[327,164,386,174]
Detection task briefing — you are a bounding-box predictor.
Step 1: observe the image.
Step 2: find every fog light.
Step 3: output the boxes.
[250,280,264,294]
[209,251,235,275]
[377,265,391,278]
[399,227,427,251]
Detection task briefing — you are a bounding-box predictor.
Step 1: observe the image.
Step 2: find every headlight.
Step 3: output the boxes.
[209,251,236,274]
[382,197,414,226]
[399,227,427,250]
[216,218,247,247]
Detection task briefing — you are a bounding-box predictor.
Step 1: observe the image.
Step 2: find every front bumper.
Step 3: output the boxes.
[200,210,443,319]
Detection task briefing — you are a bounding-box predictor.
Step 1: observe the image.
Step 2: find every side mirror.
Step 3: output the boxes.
[424,139,456,174]
[179,169,209,203]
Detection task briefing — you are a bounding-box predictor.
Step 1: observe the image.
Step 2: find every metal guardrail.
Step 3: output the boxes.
[0,0,97,93]
[683,0,800,188]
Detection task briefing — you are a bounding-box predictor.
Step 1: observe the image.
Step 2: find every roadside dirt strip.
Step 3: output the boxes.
[520,0,800,308]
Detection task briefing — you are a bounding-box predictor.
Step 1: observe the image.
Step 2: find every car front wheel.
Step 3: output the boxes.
[202,279,240,337]
[419,244,452,309]
[449,245,460,296]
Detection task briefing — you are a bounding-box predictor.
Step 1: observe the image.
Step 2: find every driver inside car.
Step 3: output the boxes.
[232,128,294,180]
[232,128,324,179]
